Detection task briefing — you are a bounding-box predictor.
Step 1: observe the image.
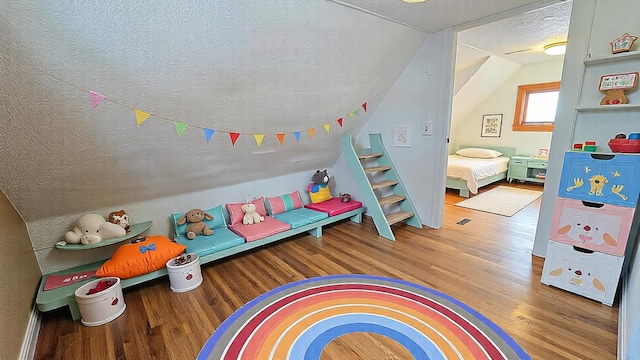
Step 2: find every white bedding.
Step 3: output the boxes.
[446,155,510,194]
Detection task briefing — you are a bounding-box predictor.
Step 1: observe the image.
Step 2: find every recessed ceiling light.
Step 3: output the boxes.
[402,0,427,3]
[544,42,567,55]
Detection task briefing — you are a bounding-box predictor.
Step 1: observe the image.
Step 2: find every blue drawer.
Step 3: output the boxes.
[558,152,640,207]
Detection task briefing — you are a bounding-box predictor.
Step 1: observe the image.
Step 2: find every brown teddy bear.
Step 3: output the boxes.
[177,209,214,240]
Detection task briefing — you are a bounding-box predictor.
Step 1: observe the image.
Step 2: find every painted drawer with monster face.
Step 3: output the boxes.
[557,152,640,207]
[550,198,635,256]
[541,241,623,306]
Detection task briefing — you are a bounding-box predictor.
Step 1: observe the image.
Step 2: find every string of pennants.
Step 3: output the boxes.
[89,90,369,147]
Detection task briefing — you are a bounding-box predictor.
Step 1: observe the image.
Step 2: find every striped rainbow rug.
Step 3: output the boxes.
[198,274,531,360]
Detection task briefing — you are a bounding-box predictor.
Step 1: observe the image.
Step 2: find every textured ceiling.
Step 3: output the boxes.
[335,0,572,66]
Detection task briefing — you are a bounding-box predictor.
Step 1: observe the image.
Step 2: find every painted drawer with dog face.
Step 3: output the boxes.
[558,152,640,207]
[541,241,623,306]
[550,198,634,256]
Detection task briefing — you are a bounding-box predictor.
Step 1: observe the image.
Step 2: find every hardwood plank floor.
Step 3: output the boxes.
[34,180,619,359]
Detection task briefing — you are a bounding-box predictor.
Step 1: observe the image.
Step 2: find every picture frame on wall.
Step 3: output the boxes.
[481,114,503,138]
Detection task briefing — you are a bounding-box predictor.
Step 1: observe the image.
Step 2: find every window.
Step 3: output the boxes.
[512,81,560,132]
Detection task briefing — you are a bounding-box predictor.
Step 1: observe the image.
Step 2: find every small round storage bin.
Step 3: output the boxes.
[74,277,126,326]
[166,253,203,293]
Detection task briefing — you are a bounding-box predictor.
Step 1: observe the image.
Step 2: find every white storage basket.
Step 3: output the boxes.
[166,253,203,292]
[74,277,126,326]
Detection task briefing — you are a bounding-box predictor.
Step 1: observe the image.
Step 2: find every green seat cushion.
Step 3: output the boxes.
[175,227,245,257]
[273,208,329,229]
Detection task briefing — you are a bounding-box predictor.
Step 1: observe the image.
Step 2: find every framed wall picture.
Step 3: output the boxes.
[481,114,503,138]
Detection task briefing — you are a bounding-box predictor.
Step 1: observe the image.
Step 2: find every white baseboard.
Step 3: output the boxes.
[19,305,41,360]
[618,271,628,360]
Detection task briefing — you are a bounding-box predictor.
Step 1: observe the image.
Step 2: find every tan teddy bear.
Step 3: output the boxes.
[241,203,264,225]
[177,209,214,240]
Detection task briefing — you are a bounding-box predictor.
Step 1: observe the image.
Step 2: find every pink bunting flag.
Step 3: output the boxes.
[89,91,105,109]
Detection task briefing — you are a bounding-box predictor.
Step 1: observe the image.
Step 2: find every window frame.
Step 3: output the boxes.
[512,81,560,132]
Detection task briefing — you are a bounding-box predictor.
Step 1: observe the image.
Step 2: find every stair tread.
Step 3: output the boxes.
[386,211,414,226]
[378,194,406,206]
[358,152,384,160]
[371,180,398,189]
[364,165,391,173]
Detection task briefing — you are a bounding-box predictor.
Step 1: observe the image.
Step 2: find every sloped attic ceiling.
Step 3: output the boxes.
[1,0,564,223]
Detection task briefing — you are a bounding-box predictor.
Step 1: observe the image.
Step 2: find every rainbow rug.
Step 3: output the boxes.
[198,274,531,359]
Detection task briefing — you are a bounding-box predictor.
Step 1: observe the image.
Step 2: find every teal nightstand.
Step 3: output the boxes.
[508,156,547,183]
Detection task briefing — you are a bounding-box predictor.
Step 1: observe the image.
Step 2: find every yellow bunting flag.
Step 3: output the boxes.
[175,123,188,138]
[254,134,265,147]
[309,128,316,139]
[324,124,331,133]
[135,109,151,126]
[276,134,285,146]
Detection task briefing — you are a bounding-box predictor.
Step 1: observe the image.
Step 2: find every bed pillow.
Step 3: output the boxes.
[226,198,267,225]
[456,148,502,159]
[265,190,304,215]
[96,235,185,279]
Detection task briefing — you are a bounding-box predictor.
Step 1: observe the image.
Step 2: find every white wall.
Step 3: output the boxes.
[334,29,455,229]
[450,58,562,155]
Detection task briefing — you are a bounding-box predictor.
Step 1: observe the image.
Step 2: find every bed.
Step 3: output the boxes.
[445,146,516,197]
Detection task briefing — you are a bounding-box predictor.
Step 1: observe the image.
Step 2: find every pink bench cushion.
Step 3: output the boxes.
[228,216,291,242]
[304,197,362,217]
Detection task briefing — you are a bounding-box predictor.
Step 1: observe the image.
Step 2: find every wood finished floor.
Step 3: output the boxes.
[34,181,619,360]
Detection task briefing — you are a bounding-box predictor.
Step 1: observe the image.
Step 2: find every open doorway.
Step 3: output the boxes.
[445,1,572,220]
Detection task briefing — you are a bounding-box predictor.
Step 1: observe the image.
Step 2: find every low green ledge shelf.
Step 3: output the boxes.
[55,221,153,250]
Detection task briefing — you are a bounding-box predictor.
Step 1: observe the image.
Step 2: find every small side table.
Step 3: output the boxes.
[508,156,547,183]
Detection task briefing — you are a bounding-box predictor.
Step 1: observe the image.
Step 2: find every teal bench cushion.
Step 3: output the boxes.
[175,227,245,257]
[274,208,328,229]
[171,205,228,235]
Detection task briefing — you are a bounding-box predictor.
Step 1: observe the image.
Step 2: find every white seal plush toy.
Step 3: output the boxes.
[64,214,127,245]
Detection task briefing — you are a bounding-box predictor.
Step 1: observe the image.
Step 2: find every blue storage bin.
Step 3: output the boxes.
[558,152,640,207]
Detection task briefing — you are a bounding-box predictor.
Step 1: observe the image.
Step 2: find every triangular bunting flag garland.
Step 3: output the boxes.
[276,134,285,146]
[349,110,359,117]
[203,128,215,143]
[135,109,151,126]
[324,124,330,133]
[254,134,264,147]
[362,102,367,112]
[89,91,105,109]
[175,123,188,138]
[337,118,343,127]
[309,128,316,139]
[229,132,240,146]
[294,131,301,142]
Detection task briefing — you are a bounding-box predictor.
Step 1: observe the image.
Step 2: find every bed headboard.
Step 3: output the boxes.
[458,145,517,158]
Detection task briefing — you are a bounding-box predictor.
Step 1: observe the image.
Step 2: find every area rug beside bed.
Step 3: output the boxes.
[198,274,531,360]
[455,185,542,217]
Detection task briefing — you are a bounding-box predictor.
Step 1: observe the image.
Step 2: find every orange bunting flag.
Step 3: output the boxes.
[324,124,331,133]
[254,134,265,147]
[135,109,151,126]
[230,132,240,146]
[337,118,343,127]
[175,123,188,138]
[276,134,285,146]
[362,102,367,112]
[309,128,316,139]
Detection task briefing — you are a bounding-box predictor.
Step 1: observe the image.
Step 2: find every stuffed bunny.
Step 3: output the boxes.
[241,203,264,225]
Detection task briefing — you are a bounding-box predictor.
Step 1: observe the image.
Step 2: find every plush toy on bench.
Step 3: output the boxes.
[64,214,127,245]
[307,169,332,203]
[242,198,265,225]
[177,209,214,240]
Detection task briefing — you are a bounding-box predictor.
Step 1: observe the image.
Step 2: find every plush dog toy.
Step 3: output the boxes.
[65,214,127,245]
[108,210,131,233]
[177,209,214,240]
[242,203,264,225]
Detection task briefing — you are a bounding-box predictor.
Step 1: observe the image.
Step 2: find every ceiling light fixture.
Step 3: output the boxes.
[544,42,567,56]
[402,0,427,3]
